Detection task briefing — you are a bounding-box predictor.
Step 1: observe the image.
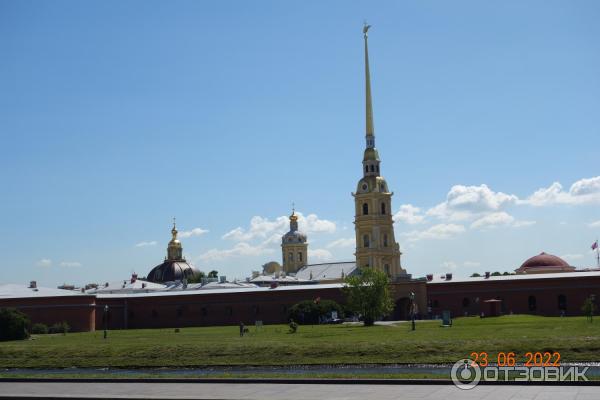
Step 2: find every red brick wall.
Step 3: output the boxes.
[426,275,600,318]
[96,287,347,330]
[0,296,96,332]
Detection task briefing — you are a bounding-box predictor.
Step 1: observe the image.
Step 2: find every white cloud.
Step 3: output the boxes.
[326,237,355,248]
[36,259,52,267]
[523,176,600,206]
[59,261,82,267]
[402,223,466,242]
[571,176,600,196]
[588,220,600,228]
[463,261,481,268]
[427,184,518,221]
[309,248,333,261]
[393,204,425,224]
[222,212,335,242]
[470,212,536,230]
[441,261,458,270]
[179,227,209,238]
[198,242,274,262]
[135,241,157,247]
[470,212,515,229]
[300,214,336,234]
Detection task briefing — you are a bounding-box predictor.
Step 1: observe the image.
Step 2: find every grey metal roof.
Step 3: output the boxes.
[427,270,600,284]
[295,261,357,281]
[96,283,345,299]
[0,284,90,299]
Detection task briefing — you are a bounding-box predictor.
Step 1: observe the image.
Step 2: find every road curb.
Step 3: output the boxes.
[0,377,599,385]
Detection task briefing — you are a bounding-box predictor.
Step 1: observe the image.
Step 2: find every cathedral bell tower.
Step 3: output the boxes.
[352,24,405,280]
[281,207,308,274]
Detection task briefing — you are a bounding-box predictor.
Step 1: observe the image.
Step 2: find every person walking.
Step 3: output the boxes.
[239,321,244,337]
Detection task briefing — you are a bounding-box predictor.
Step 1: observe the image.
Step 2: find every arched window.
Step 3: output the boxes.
[362,203,369,215]
[370,165,374,172]
[558,294,567,311]
[288,252,294,262]
[383,234,388,247]
[365,166,368,173]
[462,297,470,308]
[363,234,370,248]
[381,202,386,214]
[298,252,303,262]
[384,264,390,277]
[528,296,537,311]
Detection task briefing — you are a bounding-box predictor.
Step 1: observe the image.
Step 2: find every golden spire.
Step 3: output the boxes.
[171,217,178,240]
[290,202,298,222]
[364,23,374,140]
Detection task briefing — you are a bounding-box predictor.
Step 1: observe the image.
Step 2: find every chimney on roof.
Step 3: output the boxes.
[29,281,37,289]
[485,271,490,279]
[426,274,433,281]
[445,273,452,281]
[142,283,146,289]
[131,273,138,284]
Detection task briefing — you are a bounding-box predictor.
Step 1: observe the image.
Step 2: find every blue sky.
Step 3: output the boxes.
[1,1,599,287]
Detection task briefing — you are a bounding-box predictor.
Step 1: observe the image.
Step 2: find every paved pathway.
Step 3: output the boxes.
[0,382,599,399]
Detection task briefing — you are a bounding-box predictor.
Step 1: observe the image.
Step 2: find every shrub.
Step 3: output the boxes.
[288,320,298,333]
[30,323,49,334]
[582,297,596,322]
[0,308,30,341]
[49,321,70,335]
[288,299,343,325]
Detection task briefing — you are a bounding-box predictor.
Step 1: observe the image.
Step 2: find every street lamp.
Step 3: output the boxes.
[103,305,109,339]
[410,292,416,331]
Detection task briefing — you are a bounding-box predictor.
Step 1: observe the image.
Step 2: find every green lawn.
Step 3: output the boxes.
[0,315,599,369]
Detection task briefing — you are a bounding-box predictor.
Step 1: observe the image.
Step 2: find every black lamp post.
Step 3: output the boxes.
[103,305,109,339]
[591,294,596,323]
[410,292,416,331]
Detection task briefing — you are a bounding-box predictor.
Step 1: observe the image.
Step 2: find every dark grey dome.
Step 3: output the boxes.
[282,230,307,244]
[146,261,198,283]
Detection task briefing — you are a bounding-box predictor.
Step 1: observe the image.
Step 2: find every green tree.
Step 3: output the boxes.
[582,297,596,323]
[491,271,502,276]
[343,267,394,326]
[0,308,30,341]
[208,270,219,278]
[470,273,481,277]
[187,271,206,284]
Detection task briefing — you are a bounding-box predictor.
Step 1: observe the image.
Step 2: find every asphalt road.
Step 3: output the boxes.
[0,382,599,399]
